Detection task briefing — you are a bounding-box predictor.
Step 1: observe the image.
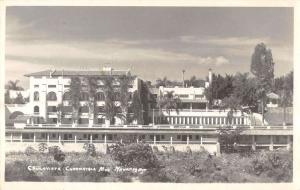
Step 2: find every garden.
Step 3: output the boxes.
[5,142,293,183]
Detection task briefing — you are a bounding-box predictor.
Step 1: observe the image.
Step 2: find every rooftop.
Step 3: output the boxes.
[24,68,133,77]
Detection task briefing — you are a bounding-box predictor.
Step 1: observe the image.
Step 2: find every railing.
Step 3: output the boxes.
[21,124,293,130]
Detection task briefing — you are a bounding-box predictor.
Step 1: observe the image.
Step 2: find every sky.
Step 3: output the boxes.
[5,7,294,88]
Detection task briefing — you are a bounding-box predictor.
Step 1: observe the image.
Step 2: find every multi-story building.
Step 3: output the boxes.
[23,67,141,125]
[5,67,293,154]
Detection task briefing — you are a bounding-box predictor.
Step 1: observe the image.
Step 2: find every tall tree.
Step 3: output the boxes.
[69,77,82,124]
[86,77,98,125]
[102,76,117,124]
[157,91,181,123]
[130,90,143,124]
[117,75,133,124]
[250,43,275,125]
[5,80,24,90]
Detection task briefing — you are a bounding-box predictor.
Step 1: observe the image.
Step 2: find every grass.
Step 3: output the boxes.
[5,148,292,183]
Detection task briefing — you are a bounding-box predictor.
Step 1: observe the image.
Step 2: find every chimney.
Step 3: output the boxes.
[208,68,212,84]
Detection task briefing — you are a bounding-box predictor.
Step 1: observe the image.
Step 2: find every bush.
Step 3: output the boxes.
[251,151,292,182]
[25,146,37,156]
[83,143,96,157]
[48,146,62,155]
[109,142,160,169]
[38,143,48,153]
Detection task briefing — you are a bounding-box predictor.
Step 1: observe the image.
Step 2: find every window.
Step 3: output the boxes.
[68,134,72,139]
[95,92,105,101]
[34,106,39,113]
[179,94,189,98]
[83,134,87,139]
[47,106,57,112]
[63,91,71,100]
[34,85,39,88]
[48,85,56,88]
[47,92,57,101]
[34,91,39,101]
[80,92,89,101]
[52,134,56,138]
[79,106,89,113]
[64,85,70,88]
[98,118,105,124]
[195,95,203,98]
[161,135,165,139]
[177,135,181,140]
[114,92,121,101]
[96,106,105,113]
[195,135,199,140]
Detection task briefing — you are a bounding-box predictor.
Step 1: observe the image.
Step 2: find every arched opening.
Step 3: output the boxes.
[47,92,57,101]
[34,106,39,113]
[63,91,71,100]
[79,92,89,101]
[79,106,89,113]
[95,92,105,101]
[34,91,39,101]
[9,111,24,119]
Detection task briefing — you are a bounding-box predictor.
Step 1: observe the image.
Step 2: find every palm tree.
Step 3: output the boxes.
[130,90,143,124]
[5,80,24,90]
[157,91,181,124]
[86,77,98,125]
[69,77,82,125]
[117,75,132,124]
[102,76,117,125]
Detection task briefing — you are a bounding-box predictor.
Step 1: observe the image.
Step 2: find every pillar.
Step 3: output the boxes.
[58,134,61,143]
[74,135,77,144]
[20,134,23,142]
[33,133,36,143]
[187,135,189,145]
[216,142,221,156]
[287,136,291,151]
[104,134,107,144]
[154,135,156,144]
[47,133,50,144]
[251,136,256,151]
[200,136,203,145]
[269,136,274,151]
[10,133,13,142]
[90,134,93,143]
[170,136,173,145]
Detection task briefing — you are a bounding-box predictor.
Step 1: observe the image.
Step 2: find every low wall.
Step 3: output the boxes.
[5,142,219,154]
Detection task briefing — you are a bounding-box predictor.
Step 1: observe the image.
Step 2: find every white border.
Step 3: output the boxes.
[0,1,299,190]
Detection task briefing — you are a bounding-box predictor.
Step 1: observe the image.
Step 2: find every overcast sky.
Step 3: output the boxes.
[5,7,293,88]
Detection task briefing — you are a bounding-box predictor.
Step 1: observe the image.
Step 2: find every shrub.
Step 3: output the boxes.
[38,143,48,153]
[54,152,66,162]
[251,151,292,182]
[109,142,160,169]
[83,143,96,157]
[25,146,37,156]
[48,146,61,155]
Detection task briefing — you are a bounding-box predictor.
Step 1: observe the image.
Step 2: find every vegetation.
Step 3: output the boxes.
[6,144,292,182]
[251,43,275,123]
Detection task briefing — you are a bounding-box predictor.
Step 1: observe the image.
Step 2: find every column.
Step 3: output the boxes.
[154,135,156,145]
[58,134,61,143]
[170,136,173,145]
[199,117,202,125]
[20,134,23,142]
[251,136,256,151]
[104,134,107,144]
[33,133,36,143]
[90,134,93,143]
[269,136,274,151]
[74,135,77,144]
[10,133,13,142]
[179,117,182,125]
[187,135,189,145]
[47,133,50,144]
[187,117,190,125]
[200,136,203,145]
[216,142,221,156]
[287,136,291,151]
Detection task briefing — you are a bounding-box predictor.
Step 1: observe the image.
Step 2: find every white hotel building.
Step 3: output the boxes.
[5,67,293,154]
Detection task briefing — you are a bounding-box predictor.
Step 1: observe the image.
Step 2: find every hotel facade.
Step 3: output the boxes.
[5,67,293,154]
